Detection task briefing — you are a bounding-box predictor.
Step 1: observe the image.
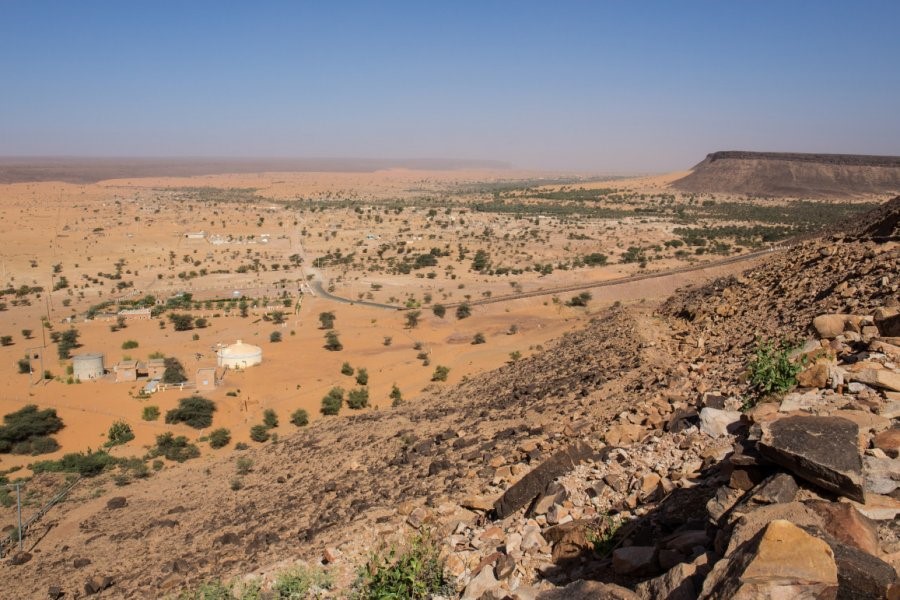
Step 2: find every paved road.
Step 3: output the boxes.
[310,247,780,311]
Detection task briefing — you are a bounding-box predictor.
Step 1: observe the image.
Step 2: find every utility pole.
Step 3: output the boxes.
[16,483,22,551]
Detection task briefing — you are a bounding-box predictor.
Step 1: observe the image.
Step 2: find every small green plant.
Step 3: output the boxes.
[341,362,354,376]
[355,368,368,386]
[270,331,282,343]
[262,409,278,429]
[471,332,485,344]
[389,384,403,407]
[587,513,621,558]
[105,420,135,447]
[273,565,333,598]
[321,387,344,416]
[249,424,270,443]
[121,339,139,350]
[208,428,231,449]
[431,365,450,382]
[236,456,253,475]
[747,338,802,404]
[142,405,160,421]
[354,531,447,599]
[347,387,369,409]
[290,408,309,427]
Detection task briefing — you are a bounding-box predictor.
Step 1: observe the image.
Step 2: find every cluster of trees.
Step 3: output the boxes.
[0,405,63,455]
[165,396,216,429]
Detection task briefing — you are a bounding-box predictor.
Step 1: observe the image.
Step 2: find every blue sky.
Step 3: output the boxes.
[1,1,898,171]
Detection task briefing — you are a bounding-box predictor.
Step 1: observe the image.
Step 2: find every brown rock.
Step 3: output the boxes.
[8,551,31,565]
[850,368,900,392]
[874,428,900,458]
[636,554,711,600]
[814,314,851,339]
[493,441,595,519]
[805,501,879,555]
[544,519,592,563]
[605,423,646,446]
[725,502,825,556]
[612,546,658,575]
[798,363,830,388]
[701,520,838,599]
[757,416,865,502]
[406,507,429,529]
[84,576,114,596]
[537,580,640,600]
[875,311,900,337]
[106,496,127,510]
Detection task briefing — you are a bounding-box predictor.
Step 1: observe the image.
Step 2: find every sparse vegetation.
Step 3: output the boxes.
[347,387,369,409]
[142,405,160,421]
[0,405,64,455]
[290,408,309,427]
[321,387,344,415]
[746,339,802,405]
[249,424,270,442]
[354,531,447,599]
[431,365,450,382]
[209,428,231,449]
[105,420,135,447]
[148,432,201,462]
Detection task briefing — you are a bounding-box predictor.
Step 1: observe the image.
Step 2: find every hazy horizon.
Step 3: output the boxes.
[2,1,899,172]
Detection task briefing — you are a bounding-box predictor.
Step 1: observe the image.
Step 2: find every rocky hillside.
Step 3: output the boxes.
[672,151,900,198]
[3,198,900,599]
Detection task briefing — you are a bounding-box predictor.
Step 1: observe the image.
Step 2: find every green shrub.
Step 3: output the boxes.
[162,357,188,383]
[262,409,278,429]
[236,456,253,475]
[121,339,139,350]
[355,531,447,599]
[320,387,344,416]
[31,449,117,476]
[0,405,64,454]
[290,409,309,427]
[747,339,802,400]
[106,421,135,447]
[431,304,446,318]
[165,396,216,429]
[455,303,471,320]
[208,428,231,449]
[390,385,403,407]
[142,405,160,421]
[148,432,200,462]
[273,565,333,598]
[16,358,30,374]
[355,368,368,386]
[249,425,269,443]
[472,332,485,344]
[270,331,282,343]
[347,388,369,410]
[324,330,343,351]
[431,366,450,382]
[341,362,354,376]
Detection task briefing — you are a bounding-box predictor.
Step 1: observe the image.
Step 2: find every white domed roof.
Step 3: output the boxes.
[219,340,262,358]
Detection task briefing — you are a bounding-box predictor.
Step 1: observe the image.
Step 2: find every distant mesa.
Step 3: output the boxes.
[672,151,900,198]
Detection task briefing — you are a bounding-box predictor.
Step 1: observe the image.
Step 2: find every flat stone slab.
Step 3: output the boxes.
[493,441,594,519]
[758,416,865,502]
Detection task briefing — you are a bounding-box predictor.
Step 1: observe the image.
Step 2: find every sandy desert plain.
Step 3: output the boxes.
[0,165,878,492]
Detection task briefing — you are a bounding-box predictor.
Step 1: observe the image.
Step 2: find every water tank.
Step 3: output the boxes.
[217,340,262,369]
[72,353,104,381]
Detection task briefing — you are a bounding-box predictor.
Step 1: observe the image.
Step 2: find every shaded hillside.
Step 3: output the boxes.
[672,151,900,198]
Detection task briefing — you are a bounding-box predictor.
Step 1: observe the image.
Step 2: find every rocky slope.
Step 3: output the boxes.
[672,151,900,198]
[3,198,900,599]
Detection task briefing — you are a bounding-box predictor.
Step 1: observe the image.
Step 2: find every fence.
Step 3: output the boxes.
[0,476,81,558]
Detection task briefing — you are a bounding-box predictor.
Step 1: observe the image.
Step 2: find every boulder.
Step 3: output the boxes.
[849,368,900,392]
[106,496,127,510]
[725,502,825,556]
[605,423,646,446]
[700,520,838,599]
[744,472,799,506]
[699,408,742,438]
[493,441,595,519]
[461,566,499,600]
[84,576,114,596]
[874,428,900,458]
[805,501,879,555]
[636,553,711,600]
[757,416,865,502]
[863,454,899,495]
[875,311,900,337]
[824,534,899,599]
[612,546,658,575]
[814,314,851,339]
[798,363,830,388]
[841,492,900,520]
[8,551,31,565]
[537,580,640,600]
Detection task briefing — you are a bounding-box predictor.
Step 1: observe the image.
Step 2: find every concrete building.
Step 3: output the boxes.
[115,360,138,383]
[146,358,166,380]
[72,353,104,381]
[217,340,262,369]
[196,367,217,391]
